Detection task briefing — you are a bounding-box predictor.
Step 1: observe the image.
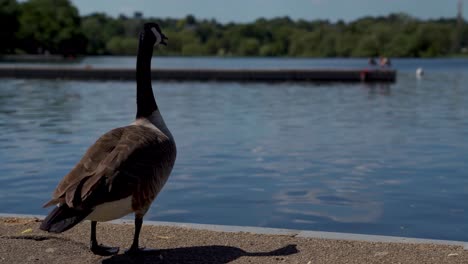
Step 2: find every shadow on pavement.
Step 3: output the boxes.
[102,244,298,264]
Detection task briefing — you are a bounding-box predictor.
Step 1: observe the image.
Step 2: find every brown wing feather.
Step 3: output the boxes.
[116,134,176,211]
[43,125,172,209]
[43,127,124,207]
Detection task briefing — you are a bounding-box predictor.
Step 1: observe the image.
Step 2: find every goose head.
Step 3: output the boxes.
[141,22,168,47]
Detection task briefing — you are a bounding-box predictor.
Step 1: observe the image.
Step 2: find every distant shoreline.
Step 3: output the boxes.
[1,54,468,62]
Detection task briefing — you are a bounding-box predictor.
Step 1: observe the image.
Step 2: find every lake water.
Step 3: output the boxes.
[0,57,467,241]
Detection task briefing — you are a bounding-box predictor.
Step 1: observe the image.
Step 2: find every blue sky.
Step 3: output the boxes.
[71,0,466,23]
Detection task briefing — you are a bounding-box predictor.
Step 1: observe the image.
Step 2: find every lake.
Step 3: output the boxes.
[0,57,467,241]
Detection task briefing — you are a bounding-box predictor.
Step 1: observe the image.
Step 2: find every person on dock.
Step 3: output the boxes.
[379,56,391,67]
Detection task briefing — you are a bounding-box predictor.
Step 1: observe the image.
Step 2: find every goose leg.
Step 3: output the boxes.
[125,216,143,254]
[125,216,156,254]
[90,221,119,256]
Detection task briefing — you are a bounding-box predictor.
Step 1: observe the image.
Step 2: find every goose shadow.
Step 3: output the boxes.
[102,244,298,264]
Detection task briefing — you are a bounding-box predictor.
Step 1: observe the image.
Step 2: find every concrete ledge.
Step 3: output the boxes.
[2,213,466,249]
[296,231,468,250]
[0,67,396,83]
[116,219,468,250]
[1,213,468,263]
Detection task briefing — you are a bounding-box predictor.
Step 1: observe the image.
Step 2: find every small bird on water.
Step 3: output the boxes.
[40,23,176,256]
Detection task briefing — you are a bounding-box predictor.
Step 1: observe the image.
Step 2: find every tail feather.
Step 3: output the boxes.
[40,204,91,233]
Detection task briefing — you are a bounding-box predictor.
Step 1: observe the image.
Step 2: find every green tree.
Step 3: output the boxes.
[238,38,260,56]
[335,33,359,57]
[17,0,86,55]
[415,23,453,57]
[79,12,465,57]
[82,13,125,54]
[352,35,380,57]
[289,30,321,56]
[106,36,138,55]
[8,7,462,58]
[0,0,19,53]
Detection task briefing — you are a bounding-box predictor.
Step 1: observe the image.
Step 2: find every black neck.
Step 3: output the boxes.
[136,35,158,118]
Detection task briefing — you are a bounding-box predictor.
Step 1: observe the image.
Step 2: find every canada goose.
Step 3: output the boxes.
[40,23,176,256]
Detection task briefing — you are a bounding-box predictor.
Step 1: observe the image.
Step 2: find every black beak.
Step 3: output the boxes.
[160,34,168,46]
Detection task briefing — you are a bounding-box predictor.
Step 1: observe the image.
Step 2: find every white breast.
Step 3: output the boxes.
[85,196,133,222]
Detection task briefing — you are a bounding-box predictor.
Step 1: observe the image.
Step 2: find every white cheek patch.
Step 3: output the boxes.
[151,27,162,46]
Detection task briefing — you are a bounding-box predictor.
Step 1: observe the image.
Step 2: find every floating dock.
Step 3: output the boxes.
[0,67,396,83]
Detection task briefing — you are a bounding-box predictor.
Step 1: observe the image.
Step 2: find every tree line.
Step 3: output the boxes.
[1,0,467,57]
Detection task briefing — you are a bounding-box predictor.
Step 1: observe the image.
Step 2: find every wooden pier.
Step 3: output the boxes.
[0,67,396,83]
